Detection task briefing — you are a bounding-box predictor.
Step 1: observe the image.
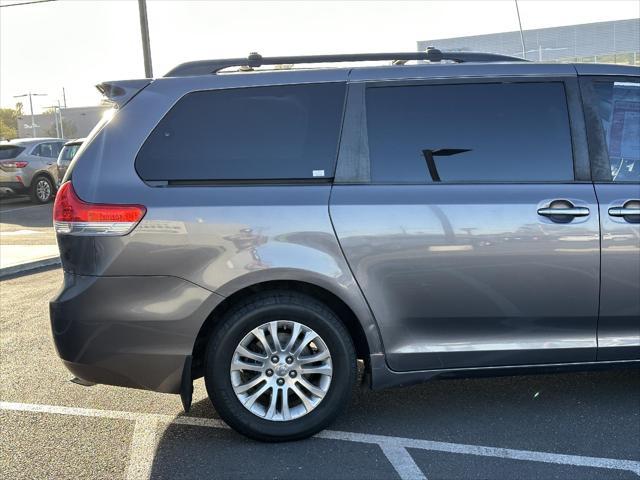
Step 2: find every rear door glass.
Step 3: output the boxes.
[32,143,59,158]
[365,82,575,183]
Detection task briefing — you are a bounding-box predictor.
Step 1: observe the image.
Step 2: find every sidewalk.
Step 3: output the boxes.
[0,200,60,277]
[0,244,60,277]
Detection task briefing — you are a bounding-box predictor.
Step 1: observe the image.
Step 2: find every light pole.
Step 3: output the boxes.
[42,101,65,139]
[13,92,47,138]
[58,100,65,138]
[43,105,60,138]
[138,0,153,77]
[514,0,526,59]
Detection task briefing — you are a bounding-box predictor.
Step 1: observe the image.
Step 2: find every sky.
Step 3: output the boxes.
[0,0,638,112]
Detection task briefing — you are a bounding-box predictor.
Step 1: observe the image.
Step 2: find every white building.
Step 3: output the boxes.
[418,18,639,64]
[17,105,110,139]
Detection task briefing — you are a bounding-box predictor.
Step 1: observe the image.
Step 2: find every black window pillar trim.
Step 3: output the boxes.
[565,78,592,182]
[334,82,371,184]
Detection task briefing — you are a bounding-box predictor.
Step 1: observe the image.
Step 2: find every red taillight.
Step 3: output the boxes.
[0,160,28,168]
[53,182,146,236]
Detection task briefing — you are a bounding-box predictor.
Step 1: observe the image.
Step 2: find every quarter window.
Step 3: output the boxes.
[366,82,575,183]
[136,83,346,182]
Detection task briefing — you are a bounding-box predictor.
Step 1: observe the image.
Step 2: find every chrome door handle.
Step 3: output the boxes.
[537,207,590,217]
[609,207,640,217]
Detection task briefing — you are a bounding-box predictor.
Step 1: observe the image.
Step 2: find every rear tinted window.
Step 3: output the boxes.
[136,83,346,181]
[366,82,574,183]
[60,144,81,161]
[0,146,25,160]
[592,80,639,182]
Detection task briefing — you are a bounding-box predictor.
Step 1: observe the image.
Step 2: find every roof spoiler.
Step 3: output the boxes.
[95,79,152,108]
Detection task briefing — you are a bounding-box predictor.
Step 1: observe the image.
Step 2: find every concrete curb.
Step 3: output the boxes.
[0,256,61,279]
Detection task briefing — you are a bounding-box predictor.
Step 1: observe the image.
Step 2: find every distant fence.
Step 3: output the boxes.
[418,18,639,64]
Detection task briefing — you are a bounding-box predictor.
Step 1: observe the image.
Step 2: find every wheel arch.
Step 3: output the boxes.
[191,278,381,383]
[30,170,57,189]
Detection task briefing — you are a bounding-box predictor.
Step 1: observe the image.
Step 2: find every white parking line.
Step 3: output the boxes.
[1,401,638,479]
[379,443,427,480]
[126,417,161,480]
[0,204,44,214]
[0,229,39,236]
[318,429,640,477]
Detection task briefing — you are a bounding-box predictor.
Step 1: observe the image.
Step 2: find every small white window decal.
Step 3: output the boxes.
[312,170,325,177]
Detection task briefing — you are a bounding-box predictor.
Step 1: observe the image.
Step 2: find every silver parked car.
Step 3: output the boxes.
[0,137,65,203]
[50,51,640,442]
[56,138,84,185]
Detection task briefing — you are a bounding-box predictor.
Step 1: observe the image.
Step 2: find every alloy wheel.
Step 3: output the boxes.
[230,320,333,421]
[36,178,52,202]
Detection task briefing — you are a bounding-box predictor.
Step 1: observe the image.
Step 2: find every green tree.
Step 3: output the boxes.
[0,107,19,140]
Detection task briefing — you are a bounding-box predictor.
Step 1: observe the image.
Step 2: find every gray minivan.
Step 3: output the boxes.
[50,51,640,441]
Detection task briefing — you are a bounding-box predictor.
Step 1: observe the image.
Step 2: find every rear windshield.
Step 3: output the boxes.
[60,144,82,161]
[0,145,25,160]
[135,82,346,182]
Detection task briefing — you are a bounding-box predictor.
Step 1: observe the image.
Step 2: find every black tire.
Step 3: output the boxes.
[204,291,357,442]
[30,175,54,204]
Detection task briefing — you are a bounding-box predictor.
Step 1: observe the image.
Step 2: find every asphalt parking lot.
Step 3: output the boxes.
[0,197,55,245]
[1,267,639,479]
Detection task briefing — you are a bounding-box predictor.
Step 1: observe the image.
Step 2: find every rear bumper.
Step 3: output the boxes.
[49,272,224,393]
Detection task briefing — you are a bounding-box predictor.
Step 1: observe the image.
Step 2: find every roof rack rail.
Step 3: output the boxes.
[164,48,527,77]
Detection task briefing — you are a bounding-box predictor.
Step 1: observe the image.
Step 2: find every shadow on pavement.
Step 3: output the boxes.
[0,202,54,229]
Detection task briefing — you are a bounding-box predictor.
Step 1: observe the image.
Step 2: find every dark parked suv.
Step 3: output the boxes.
[50,51,640,441]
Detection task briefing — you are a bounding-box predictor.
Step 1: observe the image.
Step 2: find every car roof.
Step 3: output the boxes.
[4,137,64,146]
[150,62,638,97]
[64,138,85,146]
[156,62,639,93]
[98,53,638,108]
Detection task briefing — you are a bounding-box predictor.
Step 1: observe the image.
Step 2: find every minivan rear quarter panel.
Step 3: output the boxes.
[60,68,385,369]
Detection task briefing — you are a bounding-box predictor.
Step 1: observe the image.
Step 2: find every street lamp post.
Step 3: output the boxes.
[138,0,153,77]
[58,100,65,138]
[43,101,65,139]
[514,0,526,59]
[43,105,60,138]
[13,92,47,138]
